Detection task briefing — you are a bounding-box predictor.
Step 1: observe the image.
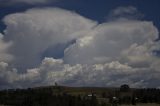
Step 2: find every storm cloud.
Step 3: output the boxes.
[0,7,160,89]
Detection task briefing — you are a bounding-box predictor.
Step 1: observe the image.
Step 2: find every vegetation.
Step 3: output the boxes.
[0,85,160,106]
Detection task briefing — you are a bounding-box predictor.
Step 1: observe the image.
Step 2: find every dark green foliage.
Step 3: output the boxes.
[120,84,130,92]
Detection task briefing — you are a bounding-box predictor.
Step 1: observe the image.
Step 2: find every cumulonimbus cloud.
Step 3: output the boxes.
[0,6,160,89]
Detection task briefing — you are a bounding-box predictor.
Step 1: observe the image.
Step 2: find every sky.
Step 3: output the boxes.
[0,0,160,89]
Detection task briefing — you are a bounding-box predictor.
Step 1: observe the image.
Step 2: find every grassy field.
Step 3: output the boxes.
[120,103,160,106]
[58,86,119,96]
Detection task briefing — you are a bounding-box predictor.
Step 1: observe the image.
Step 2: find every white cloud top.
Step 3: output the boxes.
[3,8,96,69]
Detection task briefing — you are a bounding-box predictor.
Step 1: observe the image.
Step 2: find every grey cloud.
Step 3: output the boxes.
[0,33,13,63]
[1,58,160,89]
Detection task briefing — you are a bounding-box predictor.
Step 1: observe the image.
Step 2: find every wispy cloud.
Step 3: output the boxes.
[107,6,144,21]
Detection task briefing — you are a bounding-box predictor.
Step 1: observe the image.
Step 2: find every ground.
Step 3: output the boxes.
[120,103,160,106]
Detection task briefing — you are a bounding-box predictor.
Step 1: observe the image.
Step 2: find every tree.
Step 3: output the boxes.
[120,84,130,92]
